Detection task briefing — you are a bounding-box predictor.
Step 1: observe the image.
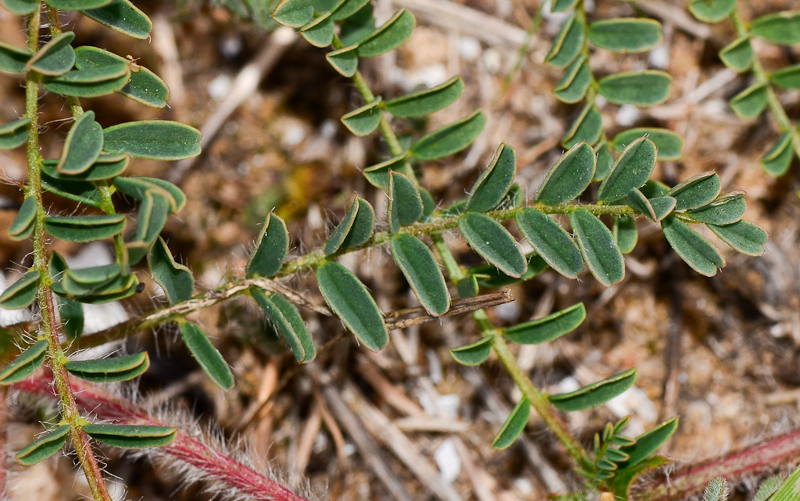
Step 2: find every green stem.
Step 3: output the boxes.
[432,232,593,473]
[25,5,111,500]
[731,9,800,158]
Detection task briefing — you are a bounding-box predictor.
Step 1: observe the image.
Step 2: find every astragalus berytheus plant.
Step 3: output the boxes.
[0,0,779,499]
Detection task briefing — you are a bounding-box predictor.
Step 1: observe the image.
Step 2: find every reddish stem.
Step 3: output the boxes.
[632,429,800,500]
[14,374,307,501]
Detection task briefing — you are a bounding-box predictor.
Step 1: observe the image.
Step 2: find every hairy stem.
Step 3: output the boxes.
[731,9,800,158]
[25,4,111,500]
[15,373,308,501]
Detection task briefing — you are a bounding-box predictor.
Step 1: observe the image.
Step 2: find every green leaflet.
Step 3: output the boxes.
[719,36,754,72]
[545,12,585,68]
[74,47,170,107]
[64,263,121,285]
[390,234,450,317]
[134,190,171,244]
[357,9,415,57]
[751,11,800,46]
[588,18,662,53]
[148,237,194,305]
[246,212,289,278]
[0,0,38,15]
[26,32,75,76]
[58,296,84,339]
[43,67,130,98]
[612,128,683,161]
[43,154,129,182]
[770,462,800,501]
[597,71,672,107]
[44,214,126,243]
[687,192,746,225]
[300,12,334,47]
[570,209,625,287]
[534,142,595,204]
[0,118,31,150]
[63,272,133,298]
[341,97,382,136]
[455,276,478,298]
[9,196,37,240]
[594,142,614,181]
[661,217,725,277]
[41,173,102,207]
[730,83,768,119]
[752,476,784,501]
[72,275,139,305]
[83,424,177,449]
[549,368,637,411]
[470,252,548,288]
[615,417,678,468]
[597,138,657,203]
[614,215,638,254]
[667,171,721,210]
[772,63,800,90]
[466,143,516,213]
[516,208,583,279]
[410,109,486,161]
[339,2,375,46]
[606,456,670,498]
[420,187,436,221]
[82,0,153,39]
[504,303,585,345]
[57,111,104,175]
[65,352,150,383]
[252,289,315,363]
[640,179,670,198]
[688,0,736,23]
[331,0,370,20]
[551,0,578,12]
[326,45,359,77]
[113,176,186,213]
[460,212,526,278]
[388,171,424,232]
[491,397,530,450]
[15,425,70,466]
[627,189,676,222]
[316,261,388,351]
[103,121,201,160]
[272,0,313,27]
[46,0,113,8]
[385,76,464,117]
[180,322,234,390]
[562,102,603,148]
[708,220,768,257]
[449,335,493,366]
[325,197,374,255]
[0,41,31,74]
[0,340,47,384]
[362,152,415,189]
[0,270,41,310]
[553,56,591,104]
